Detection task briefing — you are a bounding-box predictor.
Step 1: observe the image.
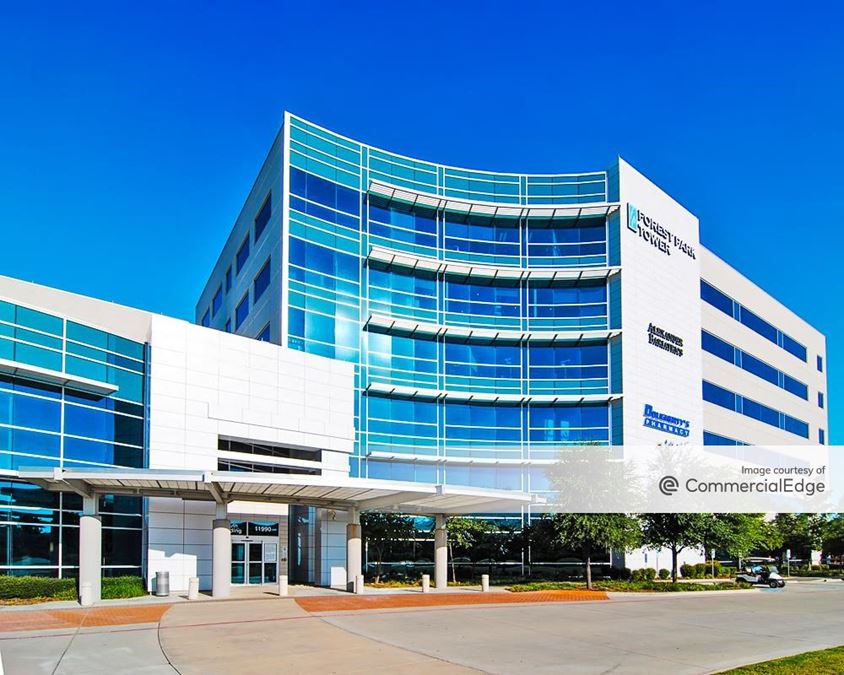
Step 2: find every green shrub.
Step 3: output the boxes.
[102,576,146,599]
[508,580,740,593]
[658,568,670,579]
[630,568,657,582]
[0,576,77,600]
[680,563,693,578]
[0,575,146,601]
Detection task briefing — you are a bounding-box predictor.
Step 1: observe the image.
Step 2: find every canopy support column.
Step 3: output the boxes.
[79,494,101,606]
[434,514,448,590]
[212,502,231,598]
[346,508,362,592]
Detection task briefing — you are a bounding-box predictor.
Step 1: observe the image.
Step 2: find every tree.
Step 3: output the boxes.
[522,517,567,564]
[445,517,497,583]
[823,515,844,560]
[640,513,714,582]
[706,514,768,562]
[545,514,641,589]
[360,512,415,583]
[767,514,827,560]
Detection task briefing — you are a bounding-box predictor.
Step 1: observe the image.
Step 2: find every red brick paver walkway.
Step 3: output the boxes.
[0,604,173,633]
[296,590,608,613]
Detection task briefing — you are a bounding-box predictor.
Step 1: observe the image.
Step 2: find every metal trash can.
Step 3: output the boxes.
[155,571,170,597]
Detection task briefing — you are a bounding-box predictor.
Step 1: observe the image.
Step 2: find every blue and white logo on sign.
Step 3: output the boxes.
[627,203,639,232]
[642,404,690,438]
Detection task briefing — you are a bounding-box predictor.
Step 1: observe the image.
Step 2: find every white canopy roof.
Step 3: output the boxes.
[18,468,543,515]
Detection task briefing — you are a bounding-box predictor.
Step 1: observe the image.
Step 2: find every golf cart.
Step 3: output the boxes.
[736,559,785,588]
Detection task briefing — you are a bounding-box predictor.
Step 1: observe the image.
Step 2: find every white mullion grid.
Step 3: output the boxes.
[289,132,361,168]
[289,214,360,246]
[369,213,437,240]
[441,249,522,266]
[442,227,521,247]
[289,276,361,307]
[289,118,361,154]
[289,145,360,180]
[369,171,438,194]
[290,192,360,222]
[368,282,436,304]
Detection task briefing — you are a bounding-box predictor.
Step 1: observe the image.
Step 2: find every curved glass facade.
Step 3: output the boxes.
[284,114,620,499]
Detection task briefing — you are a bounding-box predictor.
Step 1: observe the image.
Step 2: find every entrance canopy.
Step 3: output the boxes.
[18,468,544,515]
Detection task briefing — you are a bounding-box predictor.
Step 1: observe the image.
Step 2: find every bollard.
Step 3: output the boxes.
[421,574,430,593]
[481,574,490,593]
[354,575,364,594]
[278,574,288,597]
[187,577,199,600]
[80,581,93,607]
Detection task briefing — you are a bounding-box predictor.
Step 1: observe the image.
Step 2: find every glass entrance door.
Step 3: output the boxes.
[232,541,278,585]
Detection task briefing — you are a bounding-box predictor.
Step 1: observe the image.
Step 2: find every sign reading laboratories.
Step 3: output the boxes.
[642,404,691,437]
[647,323,683,357]
[627,204,696,260]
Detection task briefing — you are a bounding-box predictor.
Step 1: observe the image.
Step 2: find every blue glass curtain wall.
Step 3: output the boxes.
[285,115,616,491]
[0,299,147,577]
[364,395,610,460]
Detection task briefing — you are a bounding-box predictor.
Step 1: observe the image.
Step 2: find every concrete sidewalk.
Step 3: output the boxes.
[157,597,477,674]
[2,584,842,674]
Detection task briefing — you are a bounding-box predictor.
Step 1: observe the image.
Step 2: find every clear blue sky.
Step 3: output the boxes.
[1,2,841,439]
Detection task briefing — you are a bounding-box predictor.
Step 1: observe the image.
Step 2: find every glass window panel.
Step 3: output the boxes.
[700,280,733,316]
[15,306,63,336]
[781,334,806,361]
[253,260,271,301]
[212,287,223,317]
[236,295,249,329]
[254,193,272,241]
[64,404,143,446]
[12,343,62,371]
[702,381,736,410]
[67,322,107,349]
[65,355,107,382]
[701,331,735,363]
[783,415,809,439]
[102,528,142,566]
[739,307,777,342]
[782,375,808,400]
[7,524,59,565]
[236,237,250,275]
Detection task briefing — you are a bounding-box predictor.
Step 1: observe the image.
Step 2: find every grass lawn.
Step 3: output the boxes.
[718,646,844,674]
[508,580,741,593]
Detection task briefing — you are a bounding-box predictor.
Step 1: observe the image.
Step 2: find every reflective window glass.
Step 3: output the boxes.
[254,193,272,241]
[236,237,250,275]
[254,260,271,301]
[236,294,249,329]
